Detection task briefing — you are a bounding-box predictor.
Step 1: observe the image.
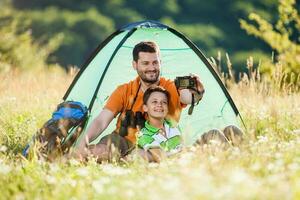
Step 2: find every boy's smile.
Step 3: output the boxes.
[143,91,168,120]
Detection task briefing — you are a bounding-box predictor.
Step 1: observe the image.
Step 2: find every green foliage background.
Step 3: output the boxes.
[0,0,299,75]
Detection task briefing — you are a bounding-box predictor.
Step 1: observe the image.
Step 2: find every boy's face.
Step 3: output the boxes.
[143,91,168,120]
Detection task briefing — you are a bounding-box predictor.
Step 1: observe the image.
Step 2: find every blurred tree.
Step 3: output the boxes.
[9,0,284,76]
[97,0,143,28]
[240,0,300,76]
[20,7,114,67]
[0,1,61,71]
[126,0,180,19]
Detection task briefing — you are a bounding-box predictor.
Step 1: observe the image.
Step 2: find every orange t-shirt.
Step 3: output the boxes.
[104,77,185,143]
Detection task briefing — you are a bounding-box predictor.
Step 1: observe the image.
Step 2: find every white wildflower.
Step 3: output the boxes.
[92,177,111,189]
[267,163,275,171]
[49,163,60,173]
[257,135,268,143]
[6,96,16,101]
[250,162,261,171]
[267,174,285,184]
[148,162,159,168]
[125,190,134,198]
[107,186,117,194]
[209,139,223,146]
[15,193,25,200]
[123,180,135,188]
[189,145,197,152]
[0,145,7,152]
[292,129,300,134]
[92,179,105,194]
[76,167,89,177]
[288,163,299,171]
[68,179,77,188]
[177,152,194,167]
[208,155,219,164]
[69,158,81,166]
[274,159,284,170]
[161,177,181,192]
[62,178,77,188]
[45,175,56,185]
[144,175,155,183]
[232,147,241,155]
[275,152,282,159]
[0,163,11,174]
[230,169,250,184]
[101,164,131,176]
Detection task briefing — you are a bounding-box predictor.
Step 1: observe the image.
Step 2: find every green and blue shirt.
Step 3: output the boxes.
[137,120,182,153]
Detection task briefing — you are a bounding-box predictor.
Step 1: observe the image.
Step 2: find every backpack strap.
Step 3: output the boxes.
[57,101,87,114]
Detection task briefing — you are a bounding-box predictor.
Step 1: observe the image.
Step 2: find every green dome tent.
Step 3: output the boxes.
[63,20,244,145]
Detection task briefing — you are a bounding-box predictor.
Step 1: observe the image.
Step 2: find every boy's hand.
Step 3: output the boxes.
[148,148,167,163]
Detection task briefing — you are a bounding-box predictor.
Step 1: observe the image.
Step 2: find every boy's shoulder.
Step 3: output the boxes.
[140,120,179,134]
[164,119,178,128]
[140,121,159,136]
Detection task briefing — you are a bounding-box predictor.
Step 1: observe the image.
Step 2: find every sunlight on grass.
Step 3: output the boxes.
[0,68,300,199]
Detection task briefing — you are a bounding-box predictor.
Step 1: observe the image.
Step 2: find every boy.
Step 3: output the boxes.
[137,86,182,162]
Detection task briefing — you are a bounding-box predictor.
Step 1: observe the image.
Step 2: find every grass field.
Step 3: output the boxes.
[0,69,300,200]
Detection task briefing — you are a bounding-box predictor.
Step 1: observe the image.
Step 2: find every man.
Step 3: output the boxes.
[76,41,204,161]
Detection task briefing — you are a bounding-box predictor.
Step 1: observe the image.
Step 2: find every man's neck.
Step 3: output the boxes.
[140,79,160,92]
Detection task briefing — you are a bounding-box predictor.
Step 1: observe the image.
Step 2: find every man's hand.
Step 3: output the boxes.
[75,108,114,158]
[179,73,205,105]
[189,73,205,102]
[76,135,90,157]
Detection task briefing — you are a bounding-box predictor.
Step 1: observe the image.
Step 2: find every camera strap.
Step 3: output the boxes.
[188,93,195,115]
[129,83,141,111]
[188,88,204,115]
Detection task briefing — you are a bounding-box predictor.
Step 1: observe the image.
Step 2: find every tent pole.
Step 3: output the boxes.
[87,28,137,111]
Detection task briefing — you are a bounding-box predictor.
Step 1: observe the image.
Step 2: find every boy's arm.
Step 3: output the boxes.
[137,133,167,162]
[147,148,167,162]
[137,148,166,163]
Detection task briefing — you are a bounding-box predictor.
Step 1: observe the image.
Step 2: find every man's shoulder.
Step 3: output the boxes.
[159,77,176,89]
[160,77,174,84]
[115,77,139,90]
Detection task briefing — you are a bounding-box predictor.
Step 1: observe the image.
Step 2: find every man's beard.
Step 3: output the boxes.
[138,70,160,84]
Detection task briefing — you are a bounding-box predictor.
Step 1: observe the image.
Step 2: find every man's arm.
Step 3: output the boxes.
[76,108,115,154]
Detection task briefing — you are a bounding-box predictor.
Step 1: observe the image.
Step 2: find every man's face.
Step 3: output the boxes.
[133,52,161,84]
[143,92,168,120]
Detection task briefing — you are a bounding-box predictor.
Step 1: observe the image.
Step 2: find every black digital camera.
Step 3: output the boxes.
[119,110,145,137]
[174,76,197,89]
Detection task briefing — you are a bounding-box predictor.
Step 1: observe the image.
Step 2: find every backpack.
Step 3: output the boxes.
[22,101,88,160]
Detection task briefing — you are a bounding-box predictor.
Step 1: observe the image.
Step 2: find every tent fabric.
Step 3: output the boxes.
[63,20,243,145]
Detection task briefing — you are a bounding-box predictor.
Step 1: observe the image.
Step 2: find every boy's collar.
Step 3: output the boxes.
[145,121,160,133]
[145,120,172,133]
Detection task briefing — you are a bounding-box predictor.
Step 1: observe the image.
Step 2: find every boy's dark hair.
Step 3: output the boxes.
[143,86,170,105]
[133,41,160,62]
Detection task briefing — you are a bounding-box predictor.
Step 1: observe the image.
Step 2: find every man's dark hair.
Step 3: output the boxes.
[143,86,170,105]
[133,41,160,62]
